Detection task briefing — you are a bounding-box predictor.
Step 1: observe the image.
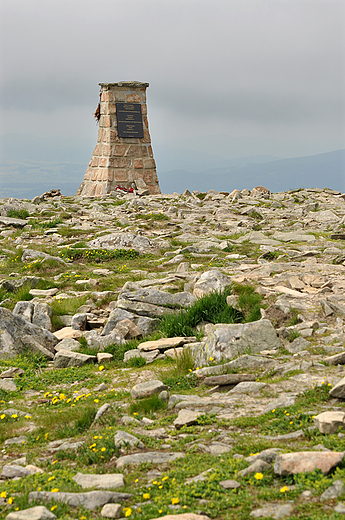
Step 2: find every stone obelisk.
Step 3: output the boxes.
[76,81,161,196]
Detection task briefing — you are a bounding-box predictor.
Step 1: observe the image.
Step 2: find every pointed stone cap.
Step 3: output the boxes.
[99,81,149,88]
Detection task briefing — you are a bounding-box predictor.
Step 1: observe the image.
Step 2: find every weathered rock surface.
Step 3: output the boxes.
[0,307,58,358]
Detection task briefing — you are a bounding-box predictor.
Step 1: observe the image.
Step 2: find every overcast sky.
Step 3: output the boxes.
[1,0,344,161]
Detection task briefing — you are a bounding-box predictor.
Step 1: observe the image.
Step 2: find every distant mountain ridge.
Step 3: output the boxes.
[158,149,345,193]
[0,133,344,198]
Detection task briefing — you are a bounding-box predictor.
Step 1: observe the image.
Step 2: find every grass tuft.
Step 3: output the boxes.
[159,288,243,337]
[129,394,167,416]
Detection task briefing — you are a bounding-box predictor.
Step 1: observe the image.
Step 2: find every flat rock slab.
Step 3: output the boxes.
[330,377,345,398]
[53,327,83,340]
[149,515,211,520]
[138,337,189,351]
[325,352,345,365]
[131,380,168,399]
[115,451,185,469]
[0,216,28,228]
[250,503,293,519]
[29,288,59,297]
[228,382,266,394]
[6,506,56,520]
[28,491,131,510]
[314,411,345,434]
[73,473,124,489]
[203,374,256,386]
[274,451,344,476]
[174,409,200,429]
[219,479,241,489]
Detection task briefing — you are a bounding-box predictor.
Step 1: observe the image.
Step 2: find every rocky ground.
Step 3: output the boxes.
[1,185,345,520]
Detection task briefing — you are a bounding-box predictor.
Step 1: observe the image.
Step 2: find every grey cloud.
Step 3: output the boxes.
[0,0,344,159]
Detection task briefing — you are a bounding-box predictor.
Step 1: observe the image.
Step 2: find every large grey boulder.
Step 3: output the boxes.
[102,309,135,336]
[32,303,52,331]
[0,307,59,358]
[13,301,34,322]
[54,349,96,368]
[192,319,281,366]
[86,330,125,351]
[193,270,232,298]
[13,301,52,330]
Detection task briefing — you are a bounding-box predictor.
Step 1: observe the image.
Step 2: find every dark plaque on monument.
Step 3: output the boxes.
[116,103,144,138]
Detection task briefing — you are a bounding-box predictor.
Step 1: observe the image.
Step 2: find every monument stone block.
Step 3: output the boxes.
[77,81,161,196]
